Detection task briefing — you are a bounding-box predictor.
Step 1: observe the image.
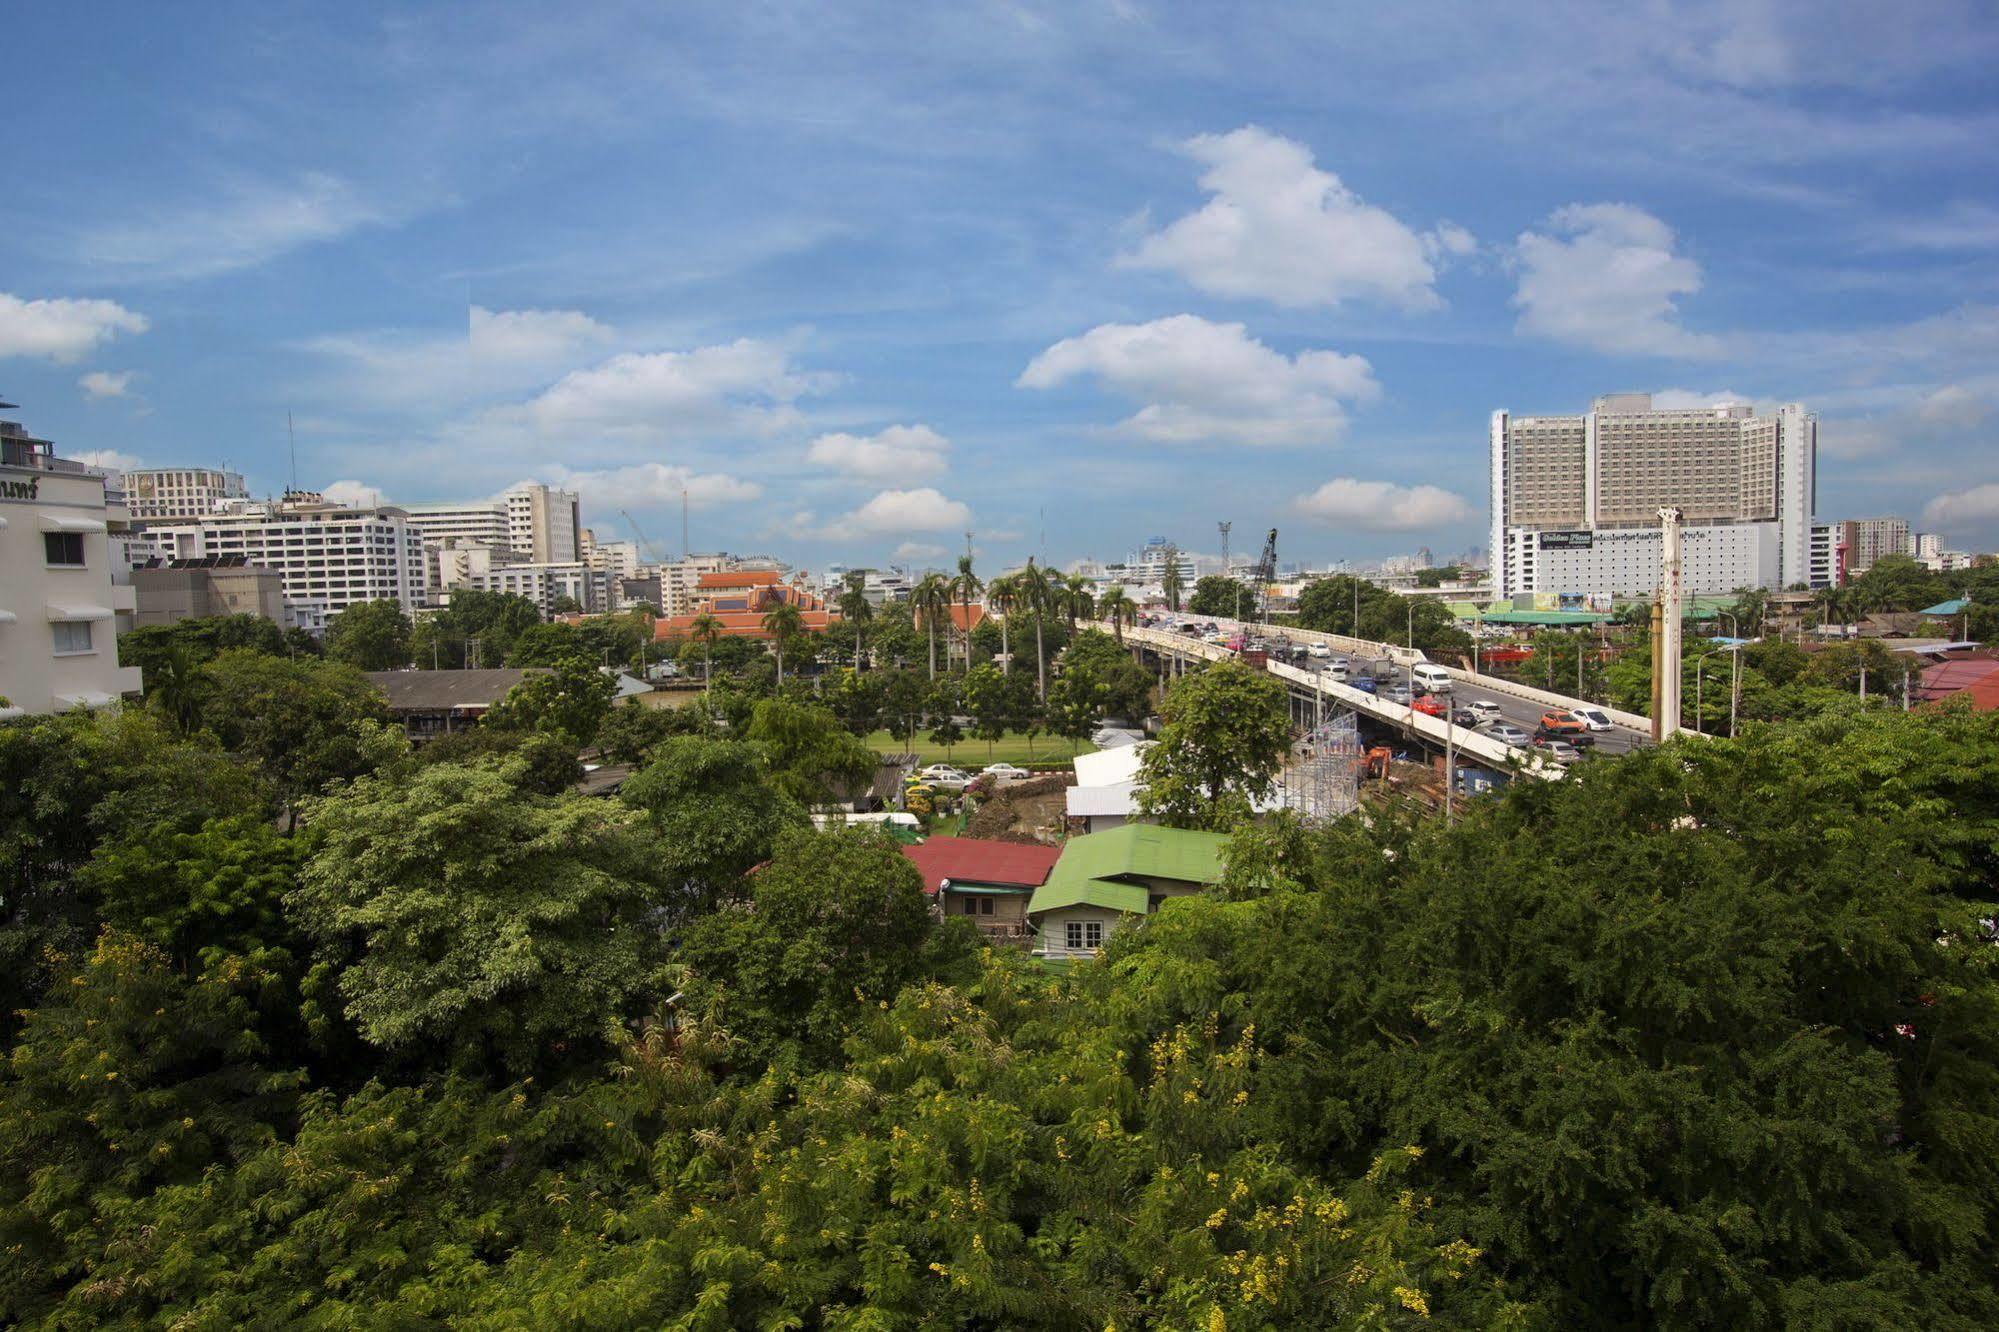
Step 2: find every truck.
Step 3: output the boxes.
[1240,647,1269,670]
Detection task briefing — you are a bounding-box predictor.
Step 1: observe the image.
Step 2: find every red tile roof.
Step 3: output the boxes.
[1919,659,1999,712]
[654,608,838,640]
[944,604,987,632]
[900,836,1062,894]
[697,570,784,589]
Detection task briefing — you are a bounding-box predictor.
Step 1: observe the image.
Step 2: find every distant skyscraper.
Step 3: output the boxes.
[1836,517,1911,578]
[1488,393,1820,599]
[403,482,581,565]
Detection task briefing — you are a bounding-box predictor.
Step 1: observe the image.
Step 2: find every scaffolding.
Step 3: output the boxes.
[1281,709,1361,824]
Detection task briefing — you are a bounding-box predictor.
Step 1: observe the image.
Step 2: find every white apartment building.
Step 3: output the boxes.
[403,483,581,565]
[1489,394,1820,600]
[0,417,143,716]
[137,492,428,618]
[121,467,248,521]
[459,561,609,616]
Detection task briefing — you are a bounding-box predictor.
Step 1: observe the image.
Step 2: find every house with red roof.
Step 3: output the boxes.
[898,835,1061,944]
[1917,657,1999,712]
[653,571,838,641]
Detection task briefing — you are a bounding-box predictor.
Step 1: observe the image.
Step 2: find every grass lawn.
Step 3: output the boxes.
[864,729,1095,767]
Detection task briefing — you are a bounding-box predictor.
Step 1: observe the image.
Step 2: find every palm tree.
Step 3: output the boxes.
[1061,574,1094,636]
[761,600,806,684]
[1162,549,1183,612]
[837,571,874,671]
[149,643,203,733]
[912,573,952,680]
[1022,559,1053,702]
[987,572,1017,668]
[689,612,723,688]
[952,554,983,670]
[1101,586,1135,644]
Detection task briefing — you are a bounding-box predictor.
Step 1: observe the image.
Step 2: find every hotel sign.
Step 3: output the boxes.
[1538,530,1593,549]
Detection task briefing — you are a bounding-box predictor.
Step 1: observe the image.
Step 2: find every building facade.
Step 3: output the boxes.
[459,561,610,615]
[1489,394,1820,599]
[0,416,143,716]
[136,492,428,619]
[403,482,582,569]
[131,556,285,627]
[1837,517,1913,577]
[121,467,249,521]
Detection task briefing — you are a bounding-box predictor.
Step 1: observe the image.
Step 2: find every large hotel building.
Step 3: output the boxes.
[1488,393,1822,601]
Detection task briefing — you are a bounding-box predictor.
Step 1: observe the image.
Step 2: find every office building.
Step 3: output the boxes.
[137,492,428,620]
[122,467,248,521]
[1836,517,1912,578]
[458,561,610,616]
[1489,394,1819,599]
[0,412,143,716]
[402,482,581,566]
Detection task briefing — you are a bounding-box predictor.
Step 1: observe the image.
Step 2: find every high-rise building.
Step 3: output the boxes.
[1836,517,1912,578]
[136,492,428,622]
[121,467,249,521]
[1488,394,1820,599]
[0,413,144,715]
[403,482,581,566]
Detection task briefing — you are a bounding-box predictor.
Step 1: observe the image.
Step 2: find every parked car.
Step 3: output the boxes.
[981,762,1030,780]
[1482,722,1531,746]
[1463,699,1504,724]
[1533,737,1584,763]
[1568,705,1614,732]
[917,764,971,789]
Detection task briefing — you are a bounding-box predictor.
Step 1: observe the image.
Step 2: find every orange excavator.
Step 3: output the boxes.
[1360,746,1395,780]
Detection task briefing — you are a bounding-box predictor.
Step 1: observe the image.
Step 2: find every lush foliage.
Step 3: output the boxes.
[1137,659,1291,829]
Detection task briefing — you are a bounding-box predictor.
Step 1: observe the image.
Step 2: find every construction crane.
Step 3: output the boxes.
[1251,527,1279,622]
[621,509,667,566]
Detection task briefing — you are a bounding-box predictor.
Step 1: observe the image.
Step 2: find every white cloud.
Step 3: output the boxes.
[70,448,143,473]
[1916,384,1989,428]
[1648,387,1750,410]
[1293,478,1476,532]
[806,424,951,481]
[1513,204,1719,358]
[78,370,136,400]
[543,462,762,509]
[76,172,380,282]
[893,541,949,562]
[1922,483,1999,532]
[468,305,613,361]
[322,479,385,508]
[1017,314,1377,446]
[0,293,148,362]
[1120,126,1460,311]
[525,338,832,437]
[818,487,972,541]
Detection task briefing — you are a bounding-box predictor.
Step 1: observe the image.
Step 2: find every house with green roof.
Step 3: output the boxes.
[1027,824,1228,960]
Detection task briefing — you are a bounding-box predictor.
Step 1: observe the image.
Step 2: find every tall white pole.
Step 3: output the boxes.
[1657,507,1684,739]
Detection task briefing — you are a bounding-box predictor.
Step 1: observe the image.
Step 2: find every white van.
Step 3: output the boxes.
[1411,663,1454,694]
[1322,661,1350,683]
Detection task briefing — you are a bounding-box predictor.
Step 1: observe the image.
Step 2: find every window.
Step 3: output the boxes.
[44,531,85,566]
[52,620,94,654]
[1064,920,1105,951]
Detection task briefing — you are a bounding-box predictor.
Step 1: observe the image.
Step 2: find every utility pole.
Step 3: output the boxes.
[1217,521,1234,621]
[1652,507,1684,741]
[681,489,690,560]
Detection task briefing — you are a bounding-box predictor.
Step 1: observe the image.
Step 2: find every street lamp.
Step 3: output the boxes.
[1695,644,1742,735]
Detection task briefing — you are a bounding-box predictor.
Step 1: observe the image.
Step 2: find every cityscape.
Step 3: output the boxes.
[4,4,1999,1328]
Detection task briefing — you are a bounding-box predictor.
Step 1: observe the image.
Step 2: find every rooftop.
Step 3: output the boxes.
[364,668,546,712]
[1028,823,1228,917]
[899,836,1063,893]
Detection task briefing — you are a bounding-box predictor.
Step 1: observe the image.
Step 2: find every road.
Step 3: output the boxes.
[1142,612,1652,760]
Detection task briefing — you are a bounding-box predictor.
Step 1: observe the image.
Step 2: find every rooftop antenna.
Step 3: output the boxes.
[681,488,690,560]
[964,530,974,560]
[287,412,298,494]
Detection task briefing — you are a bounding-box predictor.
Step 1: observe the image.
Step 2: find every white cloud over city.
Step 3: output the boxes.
[524,338,833,438]
[806,424,952,481]
[1294,477,1476,531]
[0,293,148,362]
[1017,315,1377,446]
[818,487,972,541]
[1121,126,1468,311]
[1513,204,1719,358]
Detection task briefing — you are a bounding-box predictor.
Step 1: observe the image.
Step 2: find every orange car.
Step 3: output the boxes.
[1539,711,1589,736]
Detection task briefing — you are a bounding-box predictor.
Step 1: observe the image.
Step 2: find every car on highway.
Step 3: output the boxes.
[1321,662,1350,683]
[1411,695,1449,718]
[1462,699,1504,725]
[1481,721,1531,746]
[1411,663,1454,694]
[916,765,972,790]
[1382,682,1414,705]
[980,763,1031,780]
[1539,710,1590,737]
[1569,705,1614,731]
[1532,737,1585,763]
[1306,642,1331,658]
[1534,724,1596,748]
[1349,675,1378,694]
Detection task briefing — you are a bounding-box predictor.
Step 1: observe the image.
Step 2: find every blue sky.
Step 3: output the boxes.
[5,1,1998,570]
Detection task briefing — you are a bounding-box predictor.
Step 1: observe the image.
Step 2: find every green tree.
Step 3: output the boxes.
[619,737,807,916]
[963,662,1013,758]
[1100,584,1136,643]
[414,589,541,668]
[1136,659,1290,830]
[411,726,583,795]
[1849,553,1948,614]
[1063,626,1155,721]
[744,698,878,808]
[911,572,952,680]
[483,656,617,745]
[761,600,806,684]
[1187,573,1241,618]
[119,614,284,680]
[292,758,665,1072]
[836,570,874,670]
[1162,547,1183,611]
[323,598,413,671]
[952,553,983,669]
[197,650,391,820]
[146,641,204,734]
[687,611,724,685]
[593,699,702,766]
[825,666,886,736]
[504,620,588,667]
[1044,659,1108,752]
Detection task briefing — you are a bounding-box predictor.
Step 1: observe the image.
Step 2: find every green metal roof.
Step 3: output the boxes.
[1921,598,1971,616]
[1027,824,1227,917]
[1472,609,1612,626]
[1026,877,1151,916]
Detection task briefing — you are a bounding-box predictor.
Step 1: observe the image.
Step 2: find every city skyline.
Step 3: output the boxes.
[4,3,1998,568]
